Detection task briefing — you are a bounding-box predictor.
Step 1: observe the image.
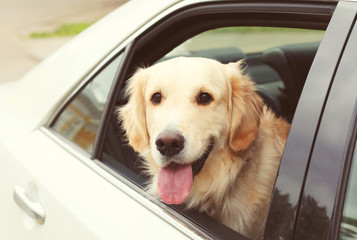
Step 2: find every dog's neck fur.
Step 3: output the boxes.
[146,110,287,240]
[184,112,285,239]
[184,138,269,238]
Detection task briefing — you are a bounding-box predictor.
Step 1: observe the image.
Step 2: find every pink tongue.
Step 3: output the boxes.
[158,163,193,204]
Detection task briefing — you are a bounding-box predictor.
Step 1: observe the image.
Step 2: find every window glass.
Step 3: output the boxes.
[51,54,122,153]
[340,140,357,240]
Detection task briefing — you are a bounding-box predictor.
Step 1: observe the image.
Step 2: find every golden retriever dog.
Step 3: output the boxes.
[119,57,290,239]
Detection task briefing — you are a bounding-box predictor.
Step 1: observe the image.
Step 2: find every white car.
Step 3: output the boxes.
[1,0,357,239]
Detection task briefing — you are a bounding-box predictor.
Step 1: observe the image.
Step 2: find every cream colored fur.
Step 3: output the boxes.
[119,57,290,239]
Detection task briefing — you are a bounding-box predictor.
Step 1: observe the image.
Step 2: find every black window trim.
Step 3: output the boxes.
[331,99,357,239]
[92,43,134,160]
[291,2,357,238]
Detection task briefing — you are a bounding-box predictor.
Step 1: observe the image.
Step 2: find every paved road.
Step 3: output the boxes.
[0,0,126,83]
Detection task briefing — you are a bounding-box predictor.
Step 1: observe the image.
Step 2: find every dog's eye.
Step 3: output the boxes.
[197,92,213,105]
[151,92,162,104]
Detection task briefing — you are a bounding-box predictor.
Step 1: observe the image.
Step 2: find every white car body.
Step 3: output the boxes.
[0,0,206,239]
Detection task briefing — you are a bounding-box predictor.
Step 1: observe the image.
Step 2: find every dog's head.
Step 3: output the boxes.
[119,57,263,204]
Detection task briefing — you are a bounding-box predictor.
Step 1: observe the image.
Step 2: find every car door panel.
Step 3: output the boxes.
[4,129,192,240]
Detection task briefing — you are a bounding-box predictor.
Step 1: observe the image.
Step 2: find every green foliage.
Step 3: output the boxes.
[29,22,92,38]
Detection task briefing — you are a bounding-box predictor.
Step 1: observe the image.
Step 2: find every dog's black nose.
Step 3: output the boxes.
[155,132,184,157]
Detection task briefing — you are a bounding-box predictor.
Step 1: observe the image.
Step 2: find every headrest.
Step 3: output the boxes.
[262,42,319,104]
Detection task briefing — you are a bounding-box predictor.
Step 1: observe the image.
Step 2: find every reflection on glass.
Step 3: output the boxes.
[265,190,330,240]
[340,140,357,240]
[52,54,122,153]
[296,195,329,239]
[265,189,294,240]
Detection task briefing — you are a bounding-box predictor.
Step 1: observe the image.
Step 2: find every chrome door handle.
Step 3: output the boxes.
[13,185,46,224]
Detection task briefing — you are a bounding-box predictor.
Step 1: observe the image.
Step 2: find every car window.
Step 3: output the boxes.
[51,54,122,153]
[102,25,325,239]
[340,140,357,240]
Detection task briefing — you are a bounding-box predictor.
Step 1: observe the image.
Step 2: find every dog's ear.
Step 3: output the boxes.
[226,61,263,152]
[118,69,150,153]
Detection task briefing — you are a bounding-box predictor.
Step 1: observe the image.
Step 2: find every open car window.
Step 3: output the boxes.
[102,25,325,239]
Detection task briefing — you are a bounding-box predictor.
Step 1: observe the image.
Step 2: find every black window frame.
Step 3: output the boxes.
[89,1,340,239]
[334,101,357,240]
[292,4,357,238]
[265,1,357,239]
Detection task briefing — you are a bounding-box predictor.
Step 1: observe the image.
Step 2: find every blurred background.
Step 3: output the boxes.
[0,0,126,84]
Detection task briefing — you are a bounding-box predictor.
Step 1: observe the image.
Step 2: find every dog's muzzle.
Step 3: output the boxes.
[156,137,214,205]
